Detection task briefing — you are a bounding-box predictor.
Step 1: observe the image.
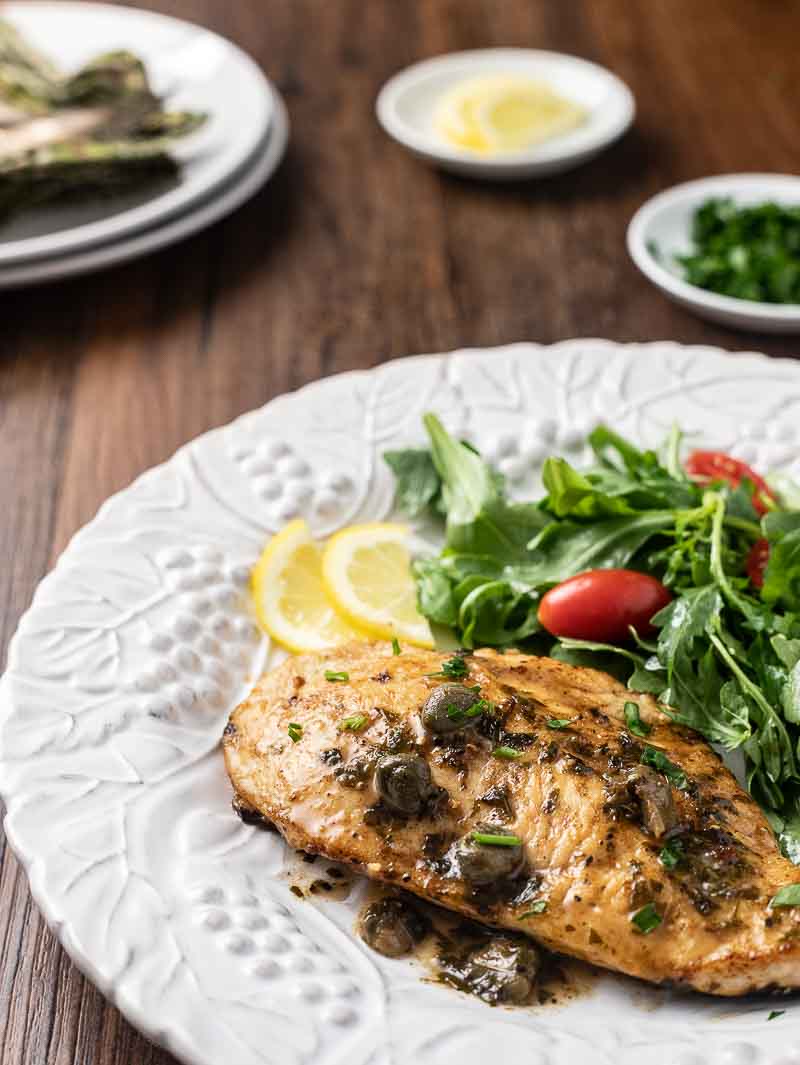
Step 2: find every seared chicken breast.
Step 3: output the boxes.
[223,641,800,995]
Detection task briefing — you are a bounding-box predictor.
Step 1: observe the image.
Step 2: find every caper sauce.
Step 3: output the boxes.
[356,888,596,1008]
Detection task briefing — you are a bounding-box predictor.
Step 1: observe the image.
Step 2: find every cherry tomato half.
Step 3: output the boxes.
[685,450,775,516]
[746,538,770,589]
[538,568,673,644]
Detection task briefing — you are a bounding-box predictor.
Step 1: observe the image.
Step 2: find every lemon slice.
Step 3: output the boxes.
[252,519,360,653]
[435,74,587,155]
[321,522,434,647]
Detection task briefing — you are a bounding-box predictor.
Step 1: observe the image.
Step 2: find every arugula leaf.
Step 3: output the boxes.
[425,414,548,559]
[383,448,443,518]
[650,586,749,745]
[542,457,635,518]
[624,701,651,737]
[588,425,699,510]
[522,512,674,587]
[412,557,458,626]
[763,511,800,611]
[770,884,800,908]
[778,807,800,865]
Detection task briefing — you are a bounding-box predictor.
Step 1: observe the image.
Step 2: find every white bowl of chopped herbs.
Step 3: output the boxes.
[627,174,800,333]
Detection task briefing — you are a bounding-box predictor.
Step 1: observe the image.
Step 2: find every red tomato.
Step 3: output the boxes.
[539,568,673,644]
[746,538,770,589]
[685,450,775,516]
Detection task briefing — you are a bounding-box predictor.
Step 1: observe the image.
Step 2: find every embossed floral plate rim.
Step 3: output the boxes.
[3,340,800,1065]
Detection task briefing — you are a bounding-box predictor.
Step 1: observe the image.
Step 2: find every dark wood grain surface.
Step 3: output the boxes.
[1,0,799,1060]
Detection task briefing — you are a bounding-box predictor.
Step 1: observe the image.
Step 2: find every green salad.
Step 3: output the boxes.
[385,415,800,860]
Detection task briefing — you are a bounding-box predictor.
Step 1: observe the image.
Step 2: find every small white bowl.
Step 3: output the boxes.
[628,174,800,334]
[375,48,635,181]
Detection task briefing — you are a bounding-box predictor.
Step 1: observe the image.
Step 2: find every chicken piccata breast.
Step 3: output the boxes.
[223,641,800,995]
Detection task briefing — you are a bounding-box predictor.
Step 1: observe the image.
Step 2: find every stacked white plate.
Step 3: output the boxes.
[0,1,289,287]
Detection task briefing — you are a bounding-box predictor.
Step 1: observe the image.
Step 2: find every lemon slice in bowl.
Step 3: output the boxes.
[435,74,587,155]
[252,519,360,653]
[321,522,434,648]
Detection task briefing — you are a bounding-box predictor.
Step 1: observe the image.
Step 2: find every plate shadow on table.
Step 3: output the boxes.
[435,126,670,205]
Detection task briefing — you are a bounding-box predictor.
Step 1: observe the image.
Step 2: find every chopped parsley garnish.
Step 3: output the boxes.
[339,714,368,733]
[471,831,522,847]
[519,900,547,917]
[546,718,571,730]
[769,884,800,908]
[492,745,522,760]
[676,198,800,304]
[324,670,349,683]
[768,1010,785,1021]
[658,838,684,871]
[447,697,492,724]
[630,902,662,935]
[427,655,468,680]
[391,637,402,656]
[640,746,688,790]
[287,722,303,743]
[624,701,651,738]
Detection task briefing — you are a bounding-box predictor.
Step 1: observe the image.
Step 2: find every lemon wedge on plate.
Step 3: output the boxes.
[322,522,434,648]
[251,519,360,653]
[435,74,587,155]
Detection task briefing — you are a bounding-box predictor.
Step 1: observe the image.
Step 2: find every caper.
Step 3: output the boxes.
[374,753,435,815]
[460,936,540,1004]
[452,824,525,886]
[628,765,676,839]
[359,896,430,957]
[421,683,483,734]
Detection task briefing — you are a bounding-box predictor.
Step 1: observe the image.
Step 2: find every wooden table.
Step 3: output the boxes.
[1,0,798,1060]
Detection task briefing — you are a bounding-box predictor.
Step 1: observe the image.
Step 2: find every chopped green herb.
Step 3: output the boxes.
[339,714,368,733]
[624,701,652,738]
[492,745,522,760]
[324,670,349,683]
[658,838,684,871]
[546,718,571,730]
[391,637,402,656]
[769,884,800,908]
[287,722,303,743]
[630,902,662,934]
[471,831,523,847]
[446,698,489,724]
[427,655,468,680]
[519,900,547,917]
[768,1010,785,1021]
[640,746,688,790]
[677,198,800,305]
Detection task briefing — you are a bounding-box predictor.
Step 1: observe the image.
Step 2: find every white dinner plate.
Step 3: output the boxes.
[0,86,288,287]
[2,341,800,1065]
[627,174,800,333]
[376,49,635,180]
[0,1,274,264]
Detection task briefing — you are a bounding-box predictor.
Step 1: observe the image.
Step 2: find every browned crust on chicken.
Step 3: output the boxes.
[223,641,800,995]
